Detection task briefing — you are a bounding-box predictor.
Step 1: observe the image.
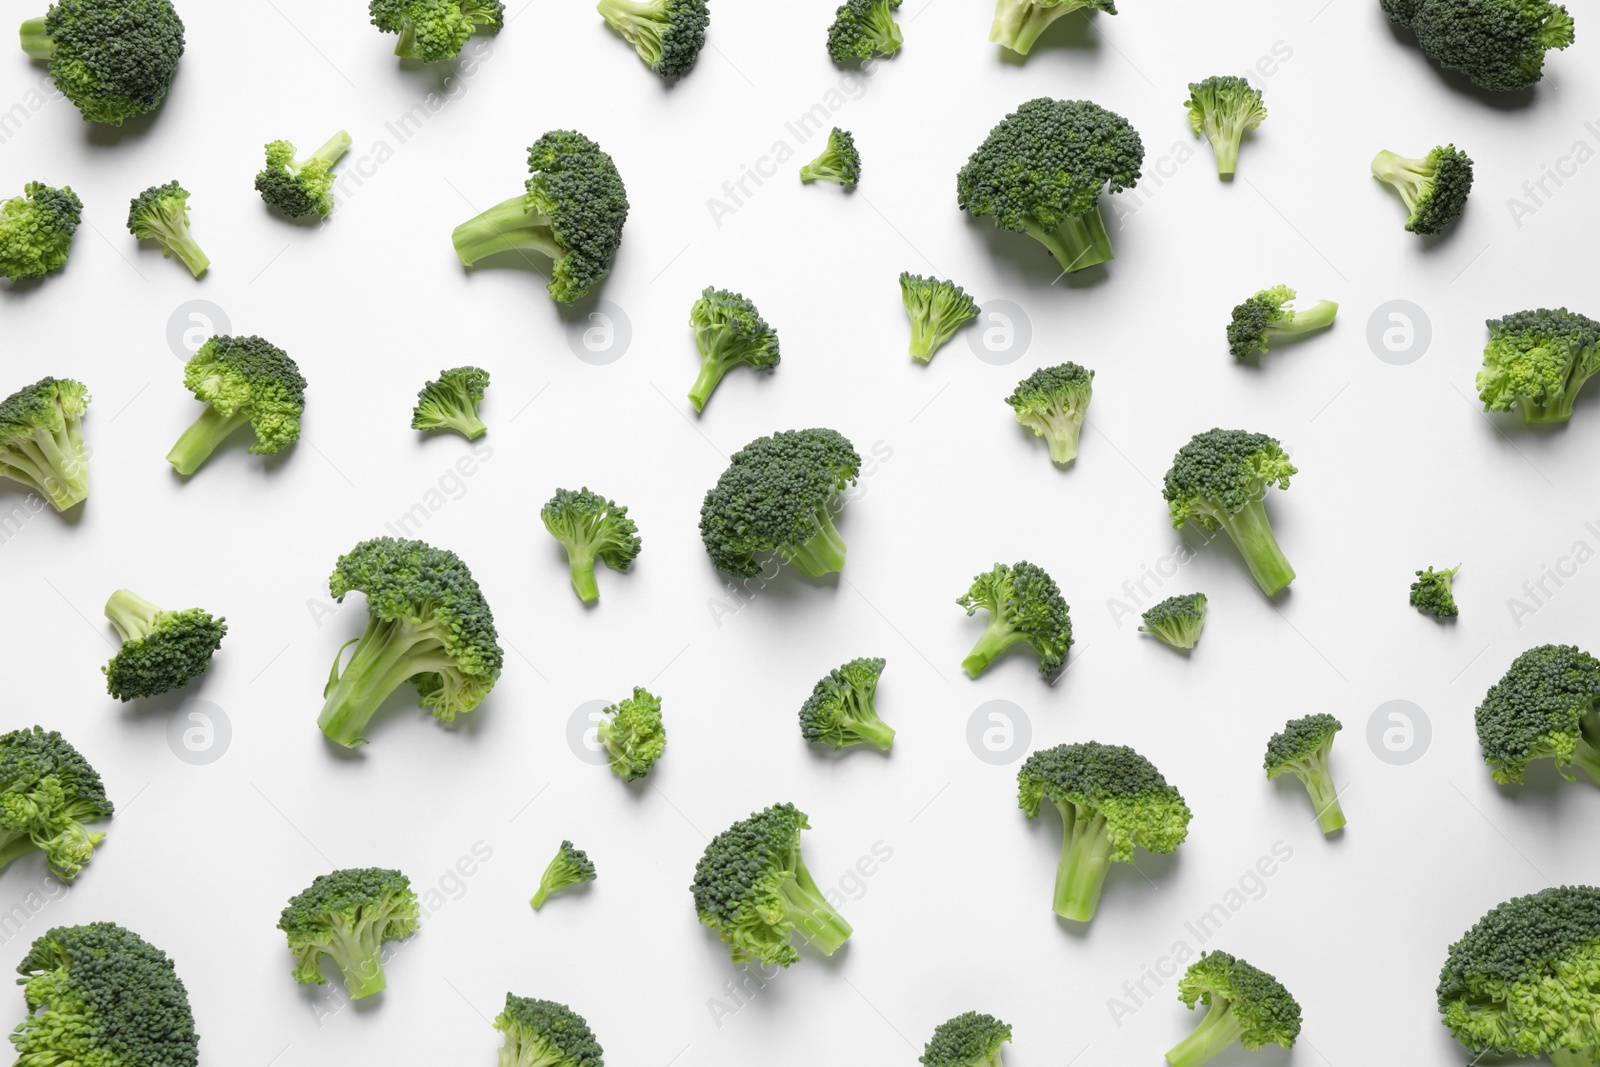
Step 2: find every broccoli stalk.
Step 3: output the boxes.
[900,273,979,362]
[1227,285,1339,359]
[412,366,489,440]
[1167,952,1302,1067]
[126,181,208,277]
[102,589,227,701]
[687,287,780,412]
[278,868,419,999]
[1184,76,1267,178]
[166,335,307,476]
[1264,714,1345,834]
[530,840,597,908]
[1371,146,1474,235]
[799,127,861,186]
[18,19,52,57]
[826,0,903,63]
[0,376,90,512]
[596,0,709,79]
[255,133,352,220]
[957,561,1073,679]
[989,0,1114,56]
[540,488,641,603]
[1163,429,1297,596]
[1138,593,1207,651]
[1167,1000,1248,1067]
[799,657,894,751]
[1005,362,1094,464]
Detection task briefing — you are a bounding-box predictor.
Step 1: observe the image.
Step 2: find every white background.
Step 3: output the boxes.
[1,0,1598,1064]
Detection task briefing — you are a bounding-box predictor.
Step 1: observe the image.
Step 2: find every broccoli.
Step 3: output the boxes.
[540,487,641,604]
[18,0,184,125]
[318,537,504,747]
[1264,713,1345,834]
[687,287,781,412]
[900,272,979,362]
[799,127,860,186]
[691,802,852,966]
[254,132,351,220]
[1005,362,1094,465]
[1384,0,1573,91]
[1474,643,1600,787]
[0,376,90,512]
[957,561,1072,680]
[102,589,226,701]
[0,182,81,282]
[166,334,306,476]
[1163,428,1297,597]
[1018,741,1190,922]
[1371,145,1473,235]
[1475,307,1600,424]
[1138,593,1207,651]
[10,923,197,1067]
[412,365,489,440]
[278,867,419,999]
[1226,285,1338,360]
[799,656,894,751]
[1410,563,1460,618]
[597,0,708,78]
[699,428,861,579]
[0,726,112,880]
[920,1012,1012,1067]
[827,0,903,63]
[530,840,597,909]
[1438,885,1600,1065]
[495,995,604,1067]
[369,0,503,61]
[598,687,665,780]
[452,131,630,306]
[1166,950,1302,1067]
[1184,76,1266,178]
[126,181,208,277]
[957,98,1143,274]
[989,0,1114,55]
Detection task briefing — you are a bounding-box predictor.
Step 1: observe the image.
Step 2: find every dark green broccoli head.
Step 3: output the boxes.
[1163,428,1295,529]
[368,0,503,61]
[412,365,489,440]
[598,687,665,780]
[1403,0,1573,91]
[1476,307,1600,424]
[1226,285,1339,358]
[1017,742,1191,859]
[687,287,781,412]
[899,272,979,362]
[279,867,419,999]
[0,375,90,511]
[0,182,81,282]
[1184,75,1266,177]
[1410,563,1460,618]
[531,840,597,909]
[1005,362,1095,465]
[254,132,352,219]
[597,0,708,78]
[1263,713,1342,775]
[181,334,307,455]
[1138,592,1207,650]
[523,131,630,305]
[800,127,861,186]
[0,726,113,880]
[1170,950,1302,1066]
[495,995,604,1067]
[1371,145,1473,235]
[920,1011,1012,1067]
[958,561,1072,678]
[989,0,1116,55]
[102,589,227,701]
[1475,643,1600,786]
[799,656,893,751]
[827,0,903,63]
[126,180,208,277]
[19,0,184,125]
[541,487,642,603]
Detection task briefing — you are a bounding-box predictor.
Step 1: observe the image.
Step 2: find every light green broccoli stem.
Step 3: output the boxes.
[1568,732,1600,787]
[2,421,89,510]
[1273,300,1338,340]
[784,863,853,955]
[852,716,896,752]
[0,833,43,872]
[1165,999,1247,1067]
[1217,498,1294,596]
[1207,121,1247,178]
[990,0,1089,54]
[1053,802,1113,922]
[452,195,560,268]
[166,406,251,476]
[567,547,601,604]
[104,589,162,642]
[780,511,847,577]
[908,318,943,361]
[962,619,1028,678]
[142,210,209,277]
[1549,1050,1600,1067]
[1287,754,1345,833]
[1520,378,1593,424]
[687,330,756,411]
[309,131,352,170]
[1026,209,1113,274]
[318,618,453,748]
[18,17,53,58]
[598,0,667,63]
[324,925,390,999]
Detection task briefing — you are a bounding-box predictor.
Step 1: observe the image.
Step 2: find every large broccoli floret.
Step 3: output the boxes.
[1227,285,1339,360]
[0,182,81,282]
[1163,428,1298,597]
[531,840,597,909]
[1138,592,1207,651]
[494,995,604,1067]
[1388,0,1573,91]
[957,98,1142,274]
[126,181,208,277]
[920,1012,1012,1067]
[1018,741,1191,922]
[0,376,89,512]
[1476,307,1600,424]
[957,561,1072,679]
[699,428,861,579]
[1438,884,1600,1065]
[799,127,860,186]
[687,287,780,412]
[1371,145,1473,235]
[989,0,1115,55]
[597,0,708,79]
[900,272,979,362]
[369,0,503,61]
[1474,643,1600,787]
[0,727,112,880]
[412,365,489,440]
[254,133,351,220]
[166,334,306,476]
[18,0,184,125]
[278,867,419,999]
[102,589,226,701]
[318,537,504,747]
[10,922,197,1067]
[1005,362,1094,465]
[799,656,894,751]
[540,487,641,604]
[1411,563,1461,618]
[827,0,902,63]
[452,131,630,306]
[1167,950,1302,1067]
[1264,713,1345,834]
[598,687,665,780]
[691,802,853,967]
[1184,75,1266,178]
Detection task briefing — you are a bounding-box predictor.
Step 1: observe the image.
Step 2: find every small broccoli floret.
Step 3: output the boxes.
[278,867,419,999]
[957,98,1143,274]
[989,0,1114,55]
[699,428,861,579]
[1227,285,1338,359]
[1167,951,1302,1067]
[900,272,979,362]
[597,0,708,78]
[691,802,852,967]
[1184,76,1266,178]
[495,995,604,1067]
[800,127,860,186]
[1005,362,1094,465]
[531,840,597,909]
[166,334,306,476]
[1163,428,1297,597]
[369,0,503,60]
[1371,145,1473,235]
[1411,563,1461,618]
[958,561,1072,680]
[0,376,89,512]
[1476,307,1600,424]
[1474,643,1600,787]
[1264,713,1344,833]
[540,487,641,604]
[1389,0,1573,91]
[412,365,489,440]
[18,0,184,125]
[800,656,893,751]
[687,287,780,412]
[254,132,352,220]
[10,922,197,1067]
[126,181,207,277]
[452,131,630,306]
[827,0,902,62]
[101,589,226,701]
[318,537,504,747]
[1138,593,1207,651]
[598,687,665,780]
[0,727,112,880]
[0,182,81,282]
[1018,741,1190,922]
[920,1012,1012,1067]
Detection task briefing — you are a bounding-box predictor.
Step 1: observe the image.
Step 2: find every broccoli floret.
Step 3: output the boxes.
[800,656,893,751]
[699,428,861,579]
[540,487,641,604]
[452,131,630,306]
[1184,75,1266,178]
[101,589,226,701]
[1163,428,1297,597]
[255,133,351,220]
[1410,563,1461,618]
[166,334,306,476]
[369,0,503,61]
[278,867,419,999]
[1438,885,1600,1064]
[1167,950,1302,1067]
[1138,592,1207,651]
[957,98,1143,274]
[900,272,979,362]
[1226,285,1338,360]
[1017,741,1191,922]
[687,287,780,412]
[18,0,184,125]
[531,840,597,909]
[1371,145,1473,235]
[598,687,665,780]
[799,127,860,186]
[0,376,90,512]
[1264,713,1345,834]
[495,995,604,1067]
[0,182,81,282]
[989,0,1114,55]
[125,180,208,278]
[691,802,852,966]
[920,1012,1012,1067]
[1388,0,1573,91]
[318,537,504,747]
[0,727,112,880]
[412,365,489,440]
[827,0,902,62]
[1475,307,1600,424]
[1005,362,1094,465]
[597,0,708,78]
[1474,643,1600,787]
[11,923,197,1067]
[957,561,1072,679]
